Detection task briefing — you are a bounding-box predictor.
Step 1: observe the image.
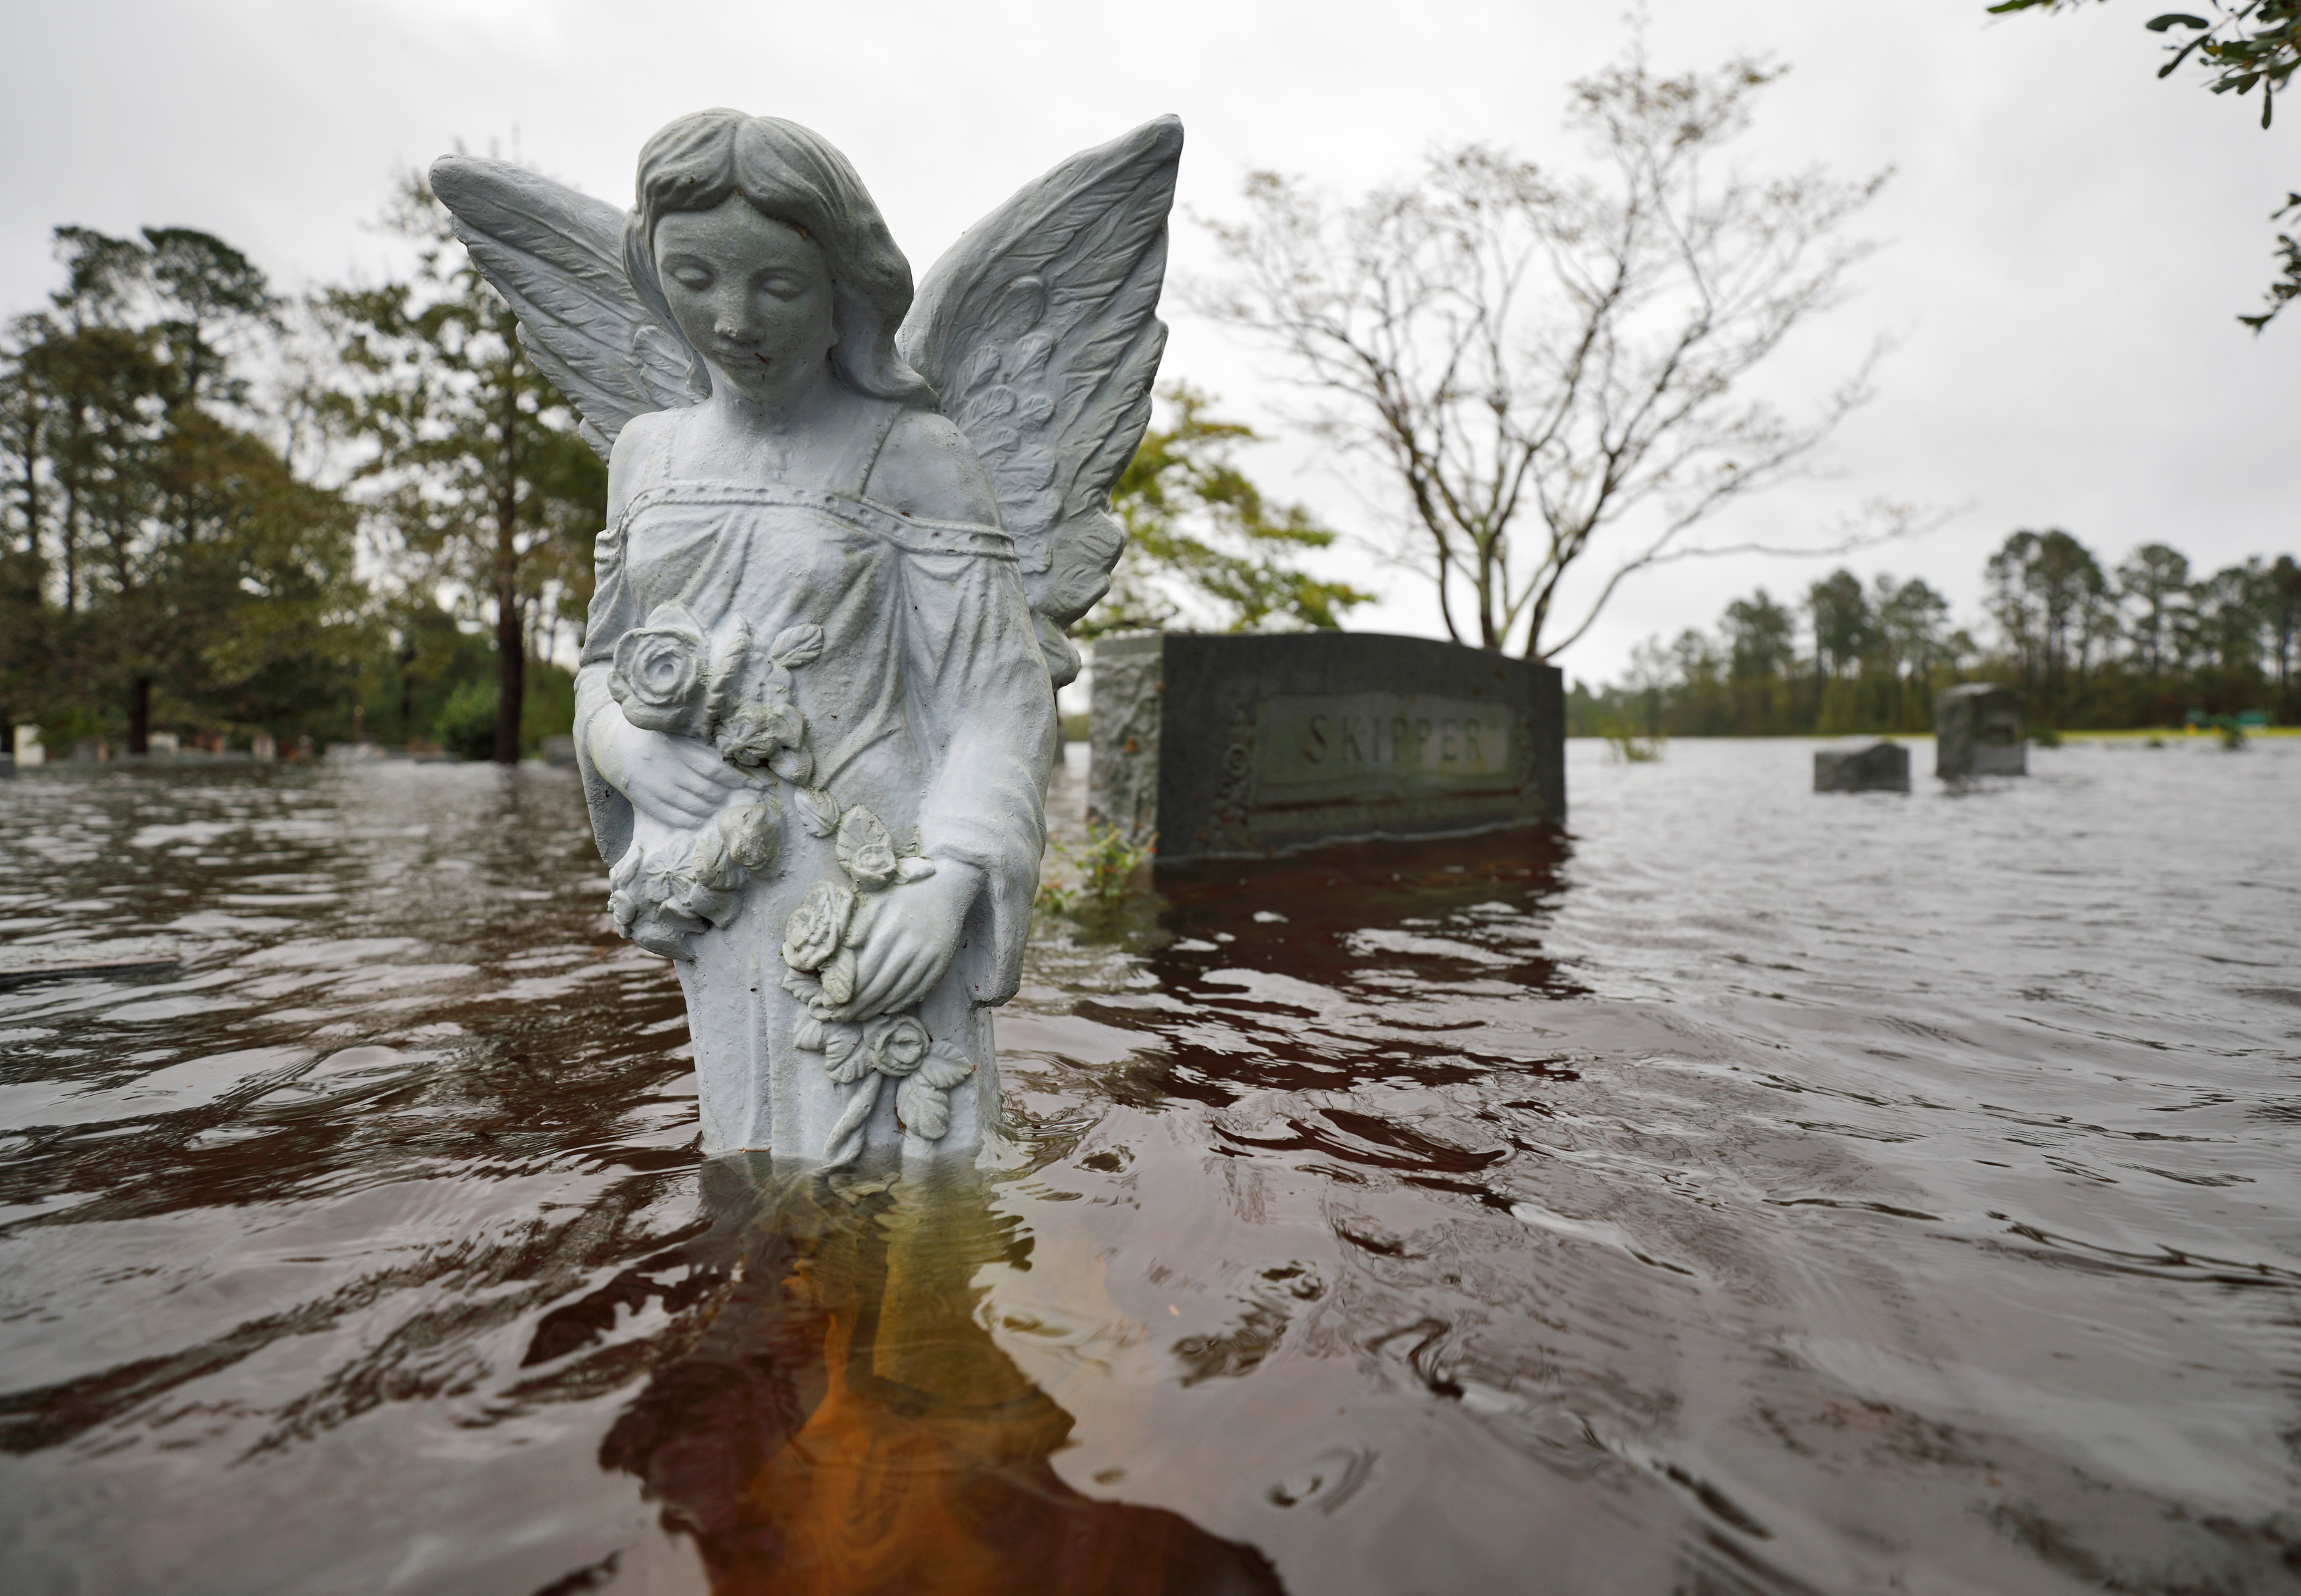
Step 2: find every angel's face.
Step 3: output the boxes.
[653,199,836,408]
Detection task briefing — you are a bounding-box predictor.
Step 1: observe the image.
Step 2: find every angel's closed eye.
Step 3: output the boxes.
[665,262,715,291]
[755,271,812,301]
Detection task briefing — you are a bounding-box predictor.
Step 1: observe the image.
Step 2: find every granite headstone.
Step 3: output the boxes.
[1089,632,1565,864]
[1814,741,1910,793]
[1936,683,2026,779]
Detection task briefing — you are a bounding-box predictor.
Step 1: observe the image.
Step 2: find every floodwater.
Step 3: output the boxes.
[0,736,2296,1595]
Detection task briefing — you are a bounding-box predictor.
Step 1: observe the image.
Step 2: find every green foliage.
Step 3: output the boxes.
[1037,821,1155,915]
[0,224,368,749]
[1604,726,1667,763]
[1081,385,1371,638]
[435,677,498,761]
[1988,1,2300,327]
[523,660,575,750]
[1989,0,2299,116]
[318,173,605,761]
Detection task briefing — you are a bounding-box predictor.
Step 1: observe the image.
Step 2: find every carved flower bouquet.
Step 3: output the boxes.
[603,600,973,1154]
[603,602,826,959]
[776,802,972,1154]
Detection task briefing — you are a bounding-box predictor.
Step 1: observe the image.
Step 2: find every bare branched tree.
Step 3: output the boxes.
[1193,37,1893,660]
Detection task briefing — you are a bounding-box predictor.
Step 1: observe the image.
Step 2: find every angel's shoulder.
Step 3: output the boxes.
[866,406,1000,527]
[606,408,684,502]
[611,406,683,465]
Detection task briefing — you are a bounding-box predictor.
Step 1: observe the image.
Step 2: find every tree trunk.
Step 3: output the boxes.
[127,674,151,756]
[495,576,523,765]
[493,404,521,764]
[398,642,416,742]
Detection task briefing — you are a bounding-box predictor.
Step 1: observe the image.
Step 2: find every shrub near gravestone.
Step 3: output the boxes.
[435,680,498,761]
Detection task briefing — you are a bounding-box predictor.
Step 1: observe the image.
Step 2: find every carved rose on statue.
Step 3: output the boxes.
[834,806,899,888]
[794,787,840,839]
[716,700,806,771]
[781,878,855,972]
[610,608,709,736]
[607,838,738,961]
[688,820,738,891]
[864,1012,930,1076]
[717,801,782,873]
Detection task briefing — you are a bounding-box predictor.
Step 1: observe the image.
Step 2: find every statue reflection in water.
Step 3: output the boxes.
[586,1156,1283,1595]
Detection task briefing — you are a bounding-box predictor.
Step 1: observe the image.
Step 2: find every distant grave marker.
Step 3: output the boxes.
[1936,684,2026,779]
[1814,741,1910,793]
[1089,632,1565,864]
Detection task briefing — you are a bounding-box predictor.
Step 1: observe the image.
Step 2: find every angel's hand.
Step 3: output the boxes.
[589,707,746,828]
[835,864,982,1020]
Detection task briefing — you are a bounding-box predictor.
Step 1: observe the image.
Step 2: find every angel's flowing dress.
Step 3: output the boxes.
[573,400,1055,1160]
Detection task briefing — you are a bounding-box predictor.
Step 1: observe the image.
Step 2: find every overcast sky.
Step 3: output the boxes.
[3,0,2290,684]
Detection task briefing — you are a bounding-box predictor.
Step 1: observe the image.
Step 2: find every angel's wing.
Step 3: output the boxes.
[898,116,1181,689]
[430,156,701,459]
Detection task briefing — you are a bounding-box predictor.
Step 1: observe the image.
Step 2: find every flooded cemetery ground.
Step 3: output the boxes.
[0,737,2296,1595]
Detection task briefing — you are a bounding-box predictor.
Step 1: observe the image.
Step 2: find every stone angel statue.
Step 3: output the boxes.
[431,112,1179,1163]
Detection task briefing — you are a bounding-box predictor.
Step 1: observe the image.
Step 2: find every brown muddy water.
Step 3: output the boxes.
[0,738,2296,1595]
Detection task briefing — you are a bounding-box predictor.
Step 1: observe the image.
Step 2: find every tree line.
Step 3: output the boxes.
[1573,530,2301,738]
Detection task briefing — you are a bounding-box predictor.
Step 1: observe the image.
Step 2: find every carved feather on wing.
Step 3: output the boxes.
[899,116,1182,688]
[430,156,703,459]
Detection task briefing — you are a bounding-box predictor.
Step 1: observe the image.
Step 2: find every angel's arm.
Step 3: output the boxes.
[575,416,746,827]
[841,429,1054,1017]
[575,417,655,772]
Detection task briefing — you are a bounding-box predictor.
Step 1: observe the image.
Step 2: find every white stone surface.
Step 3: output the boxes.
[434,113,1179,1162]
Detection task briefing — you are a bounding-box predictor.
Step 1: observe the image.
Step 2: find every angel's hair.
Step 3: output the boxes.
[625,110,934,408]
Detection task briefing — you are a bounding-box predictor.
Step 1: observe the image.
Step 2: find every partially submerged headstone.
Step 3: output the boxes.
[12,726,43,767]
[1936,684,2026,779]
[0,937,183,989]
[1089,632,1565,864]
[1815,741,1910,793]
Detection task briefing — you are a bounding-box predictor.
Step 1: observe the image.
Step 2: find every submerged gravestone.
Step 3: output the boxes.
[1936,684,2026,779]
[1089,632,1565,863]
[1814,741,1910,793]
[432,112,1180,1165]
